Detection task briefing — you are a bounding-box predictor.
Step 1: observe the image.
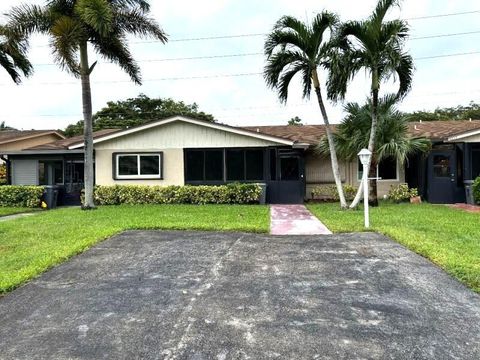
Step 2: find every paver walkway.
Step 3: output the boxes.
[270,204,332,235]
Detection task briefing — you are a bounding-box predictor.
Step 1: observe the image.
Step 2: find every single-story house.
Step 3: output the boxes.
[0,129,64,164]
[2,116,479,204]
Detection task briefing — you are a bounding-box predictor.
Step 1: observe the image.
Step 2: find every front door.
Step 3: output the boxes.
[267,150,305,204]
[428,150,457,203]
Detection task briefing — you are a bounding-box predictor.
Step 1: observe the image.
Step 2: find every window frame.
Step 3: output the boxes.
[113,152,163,180]
[357,158,399,182]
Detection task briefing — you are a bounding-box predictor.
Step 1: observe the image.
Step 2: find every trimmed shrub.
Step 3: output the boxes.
[0,186,44,207]
[0,164,6,186]
[311,184,357,202]
[86,184,262,205]
[472,176,480,204]
[387,183,418,203]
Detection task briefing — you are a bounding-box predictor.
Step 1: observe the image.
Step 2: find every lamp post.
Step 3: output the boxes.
[358,148,372,228]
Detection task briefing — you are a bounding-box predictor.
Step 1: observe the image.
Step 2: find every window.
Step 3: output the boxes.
[39,160,64,185]
[226,149,264,181]
[358,157,398,181]
[185,149,223,182]
[473,146,480,178]
[280,157,300,181]
[433,155,450,178]
[270,149,277,180]
[115,153,162,179]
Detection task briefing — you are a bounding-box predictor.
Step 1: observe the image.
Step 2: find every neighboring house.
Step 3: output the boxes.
[0,130,65,181]
[2,116,480,204]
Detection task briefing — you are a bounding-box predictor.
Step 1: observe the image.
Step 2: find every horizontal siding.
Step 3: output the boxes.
[305,153,346,183]
[94,121,279,150]
[12,159,38,185]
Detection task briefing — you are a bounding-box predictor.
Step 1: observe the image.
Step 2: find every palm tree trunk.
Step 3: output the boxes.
[349,69,380,208]
[368,157,379,207]
[79,42,95,209]
[312,69,347,209]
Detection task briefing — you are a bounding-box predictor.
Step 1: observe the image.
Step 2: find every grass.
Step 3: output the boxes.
[0,204,269,293]
[0,207,35,217]
[307,202,480,293]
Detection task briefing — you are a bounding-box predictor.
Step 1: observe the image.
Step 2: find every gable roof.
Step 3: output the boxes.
[0,130,64,145]
[68,116,298,149]
[27,129,122,150]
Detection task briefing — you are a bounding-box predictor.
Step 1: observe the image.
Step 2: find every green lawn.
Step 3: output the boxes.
[307,202,480,293]
[0,204,269,293]
[0,207,34,217]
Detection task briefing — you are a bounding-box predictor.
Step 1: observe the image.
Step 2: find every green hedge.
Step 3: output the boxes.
[473,176,480,204]
[311,184,357,202]
[0,186,44,207]
[87,184,262,205]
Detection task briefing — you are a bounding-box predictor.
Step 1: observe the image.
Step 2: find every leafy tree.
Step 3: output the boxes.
[318,96,430,202]
[404,101,480,122]
[264,12,348,208]
[0,121,16,131]
[64,94,215,137]
[328,0,413,207]
[0,24,32,84]
[287,116,303,126]
[7,0,167,209]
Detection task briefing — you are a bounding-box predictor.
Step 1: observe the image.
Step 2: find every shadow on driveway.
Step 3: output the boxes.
[1,231,479,359]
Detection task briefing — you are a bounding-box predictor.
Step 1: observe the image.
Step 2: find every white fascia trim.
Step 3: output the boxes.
[447,128,480,141]
[68,116,295,149]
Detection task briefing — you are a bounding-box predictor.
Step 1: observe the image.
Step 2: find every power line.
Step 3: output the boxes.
[416,50,480,60]
[411,30,480,40]
[405,9,480,20]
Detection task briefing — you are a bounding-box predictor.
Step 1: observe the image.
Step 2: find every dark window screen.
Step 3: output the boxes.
[53,161,63,184]
[473,148,480,178]
[140,156,159,175]
[185,151,204,181]
[270,149,277,180]
[378,157,397,180]
[246,150,264,180]
[118,156,138,176]
[280,157,299,180]
[433,155,450,178]
[226,150,245,181]
[205,150,223,181]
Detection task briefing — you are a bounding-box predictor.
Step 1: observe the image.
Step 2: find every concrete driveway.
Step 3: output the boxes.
[1,231,479,359]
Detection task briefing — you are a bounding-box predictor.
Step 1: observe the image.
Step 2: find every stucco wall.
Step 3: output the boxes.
[95,148,185,186]
[304,152,406,199]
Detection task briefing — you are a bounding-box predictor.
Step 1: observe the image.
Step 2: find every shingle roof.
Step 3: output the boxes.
[245,120,480,145]
[0,130,64,145]
[27,129,121,150]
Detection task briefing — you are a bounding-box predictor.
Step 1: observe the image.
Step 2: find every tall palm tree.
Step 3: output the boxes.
[7,0,167,209]
[264,12,348,208]
[318,96,430,201]
[328,0,413,207]
[0,24,32,83]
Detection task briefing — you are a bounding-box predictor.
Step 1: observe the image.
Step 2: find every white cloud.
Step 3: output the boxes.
[0,0,479,130]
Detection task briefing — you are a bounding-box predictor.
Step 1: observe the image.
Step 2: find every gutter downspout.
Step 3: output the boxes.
[1,155,11,185]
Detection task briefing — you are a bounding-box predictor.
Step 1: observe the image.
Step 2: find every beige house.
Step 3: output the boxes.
[4,116,480,204]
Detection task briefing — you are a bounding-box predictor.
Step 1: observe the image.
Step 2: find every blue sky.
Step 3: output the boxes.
[0,0,479,130]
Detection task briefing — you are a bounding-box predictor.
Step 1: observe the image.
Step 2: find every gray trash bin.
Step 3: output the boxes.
[43,186,59,209]
[256,183,267,204]
[464,180,475,205]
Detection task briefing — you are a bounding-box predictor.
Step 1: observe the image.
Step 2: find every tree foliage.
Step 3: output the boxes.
[287,116,303,126]
[404,101,480,122]
[0,121,16,131]
[0,24,32,84]
[64,94,215,137]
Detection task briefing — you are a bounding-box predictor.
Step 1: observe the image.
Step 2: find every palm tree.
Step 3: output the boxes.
[7,0,167,209]
[318,96,430,201]
[0,24,32,83]
[328,0,413,207]
[264,12,348,208]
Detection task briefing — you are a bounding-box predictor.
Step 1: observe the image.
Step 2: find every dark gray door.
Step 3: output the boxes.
[267,153,305,204]
[428,151,457,203]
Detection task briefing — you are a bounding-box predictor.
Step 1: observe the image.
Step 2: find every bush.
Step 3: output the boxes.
[85,184,262,205]
[473,176,480,204]
[311,184,357,202]
[0,186,44,207]
[0,164,6,185]
[387,183,418,203]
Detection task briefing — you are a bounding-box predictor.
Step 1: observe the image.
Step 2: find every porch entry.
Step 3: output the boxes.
[39,159,84,205]
[183,147,306,204]
[427,146,463,204]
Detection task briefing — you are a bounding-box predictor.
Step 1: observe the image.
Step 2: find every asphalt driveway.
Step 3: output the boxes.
[1,231,479,359]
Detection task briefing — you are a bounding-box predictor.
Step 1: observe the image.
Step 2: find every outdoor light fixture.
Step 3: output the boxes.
[358,148,372,228]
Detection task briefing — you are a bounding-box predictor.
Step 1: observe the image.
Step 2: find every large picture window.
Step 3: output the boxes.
[358,157,398,181]
[114,153,162,179]
[226,149,264,181]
